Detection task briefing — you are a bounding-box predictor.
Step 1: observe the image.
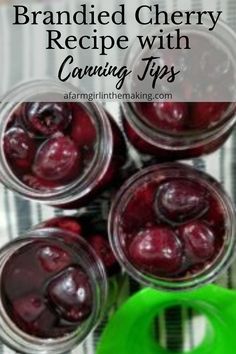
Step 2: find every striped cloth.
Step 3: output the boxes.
[0,0,236,353]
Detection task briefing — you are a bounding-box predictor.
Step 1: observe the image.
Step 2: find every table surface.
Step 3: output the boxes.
[0,0,236,353]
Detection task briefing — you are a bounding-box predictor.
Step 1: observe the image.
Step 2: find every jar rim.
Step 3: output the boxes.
[122,18,236,150]
[108,162,236,291]
[0,79,113,205]
[123,17,236,105]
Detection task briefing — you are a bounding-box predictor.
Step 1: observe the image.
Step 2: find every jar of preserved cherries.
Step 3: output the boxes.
[0,80,127,208]
[122,20,236,159]
[109,163,236,290]
[122,102,236,159]
[0,228,107,354]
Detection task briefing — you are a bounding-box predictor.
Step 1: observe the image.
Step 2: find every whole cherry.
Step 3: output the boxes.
[178,221,215,263]
[4,127,36,170]
[135,102,189,131]
[37,244,71,273]
[70,104,97,147]
[23,102,72,137]
[33,136,80,182]
[190,102,231,129]
[47,267,92,322]
[155,179,208,224]
[128,227,183,276]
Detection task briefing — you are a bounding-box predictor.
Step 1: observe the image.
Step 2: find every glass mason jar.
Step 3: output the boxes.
[122,102,236,159]
[108,163,236,291]
[121,19,236,159]
[0,228,107,354]
[0,80,127,209]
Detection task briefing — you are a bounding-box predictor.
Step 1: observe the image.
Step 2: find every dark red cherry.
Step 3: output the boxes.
[4,127,36,170]
[13,294,46,325]
[47,267,92,322]
[70,104,96,147]
[155,179,208,224]
[88,234,119,275]
[37,245,71,273]
[129,227,183,276]
[178,221,215,262]
[33,136,80,182]
[136,102,188,131]
[39,217,82,236]
[23,102,72,137]
[190,102,231,129]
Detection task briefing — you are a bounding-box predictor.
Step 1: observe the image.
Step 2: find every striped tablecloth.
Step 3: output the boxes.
[0,0,236,353]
